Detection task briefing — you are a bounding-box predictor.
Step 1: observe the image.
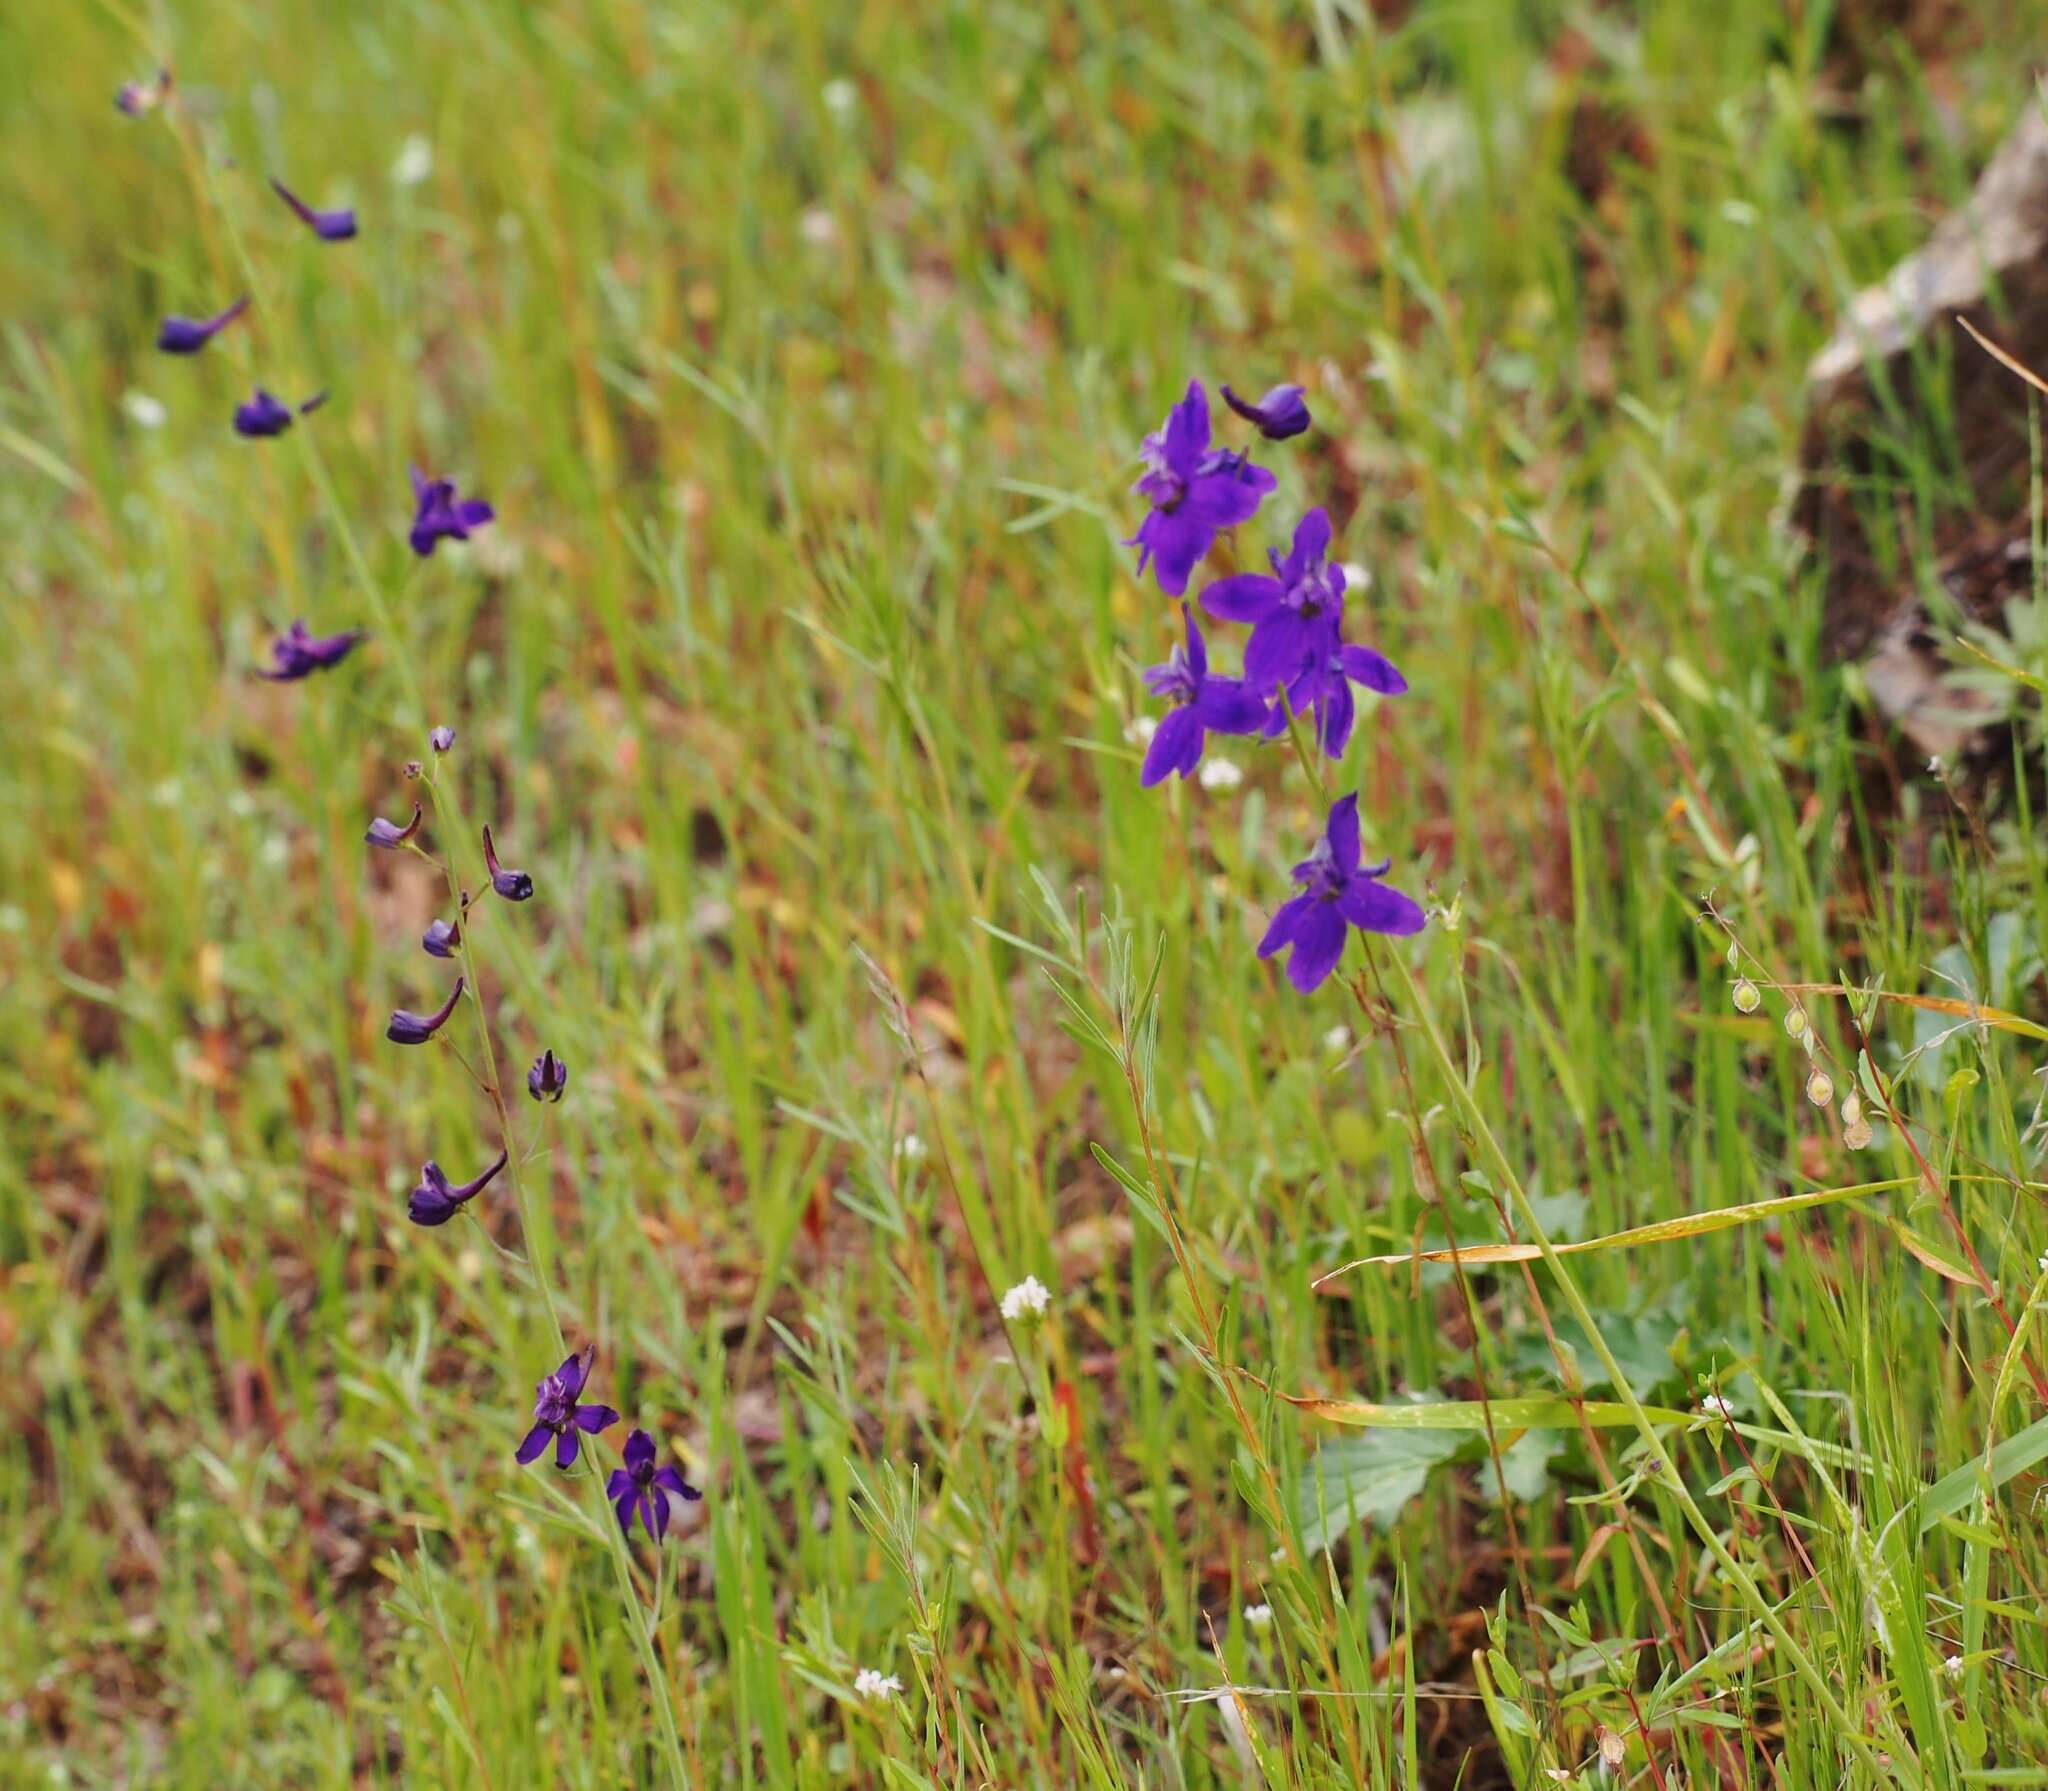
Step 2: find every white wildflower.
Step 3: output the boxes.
[894,1133,927,1163]
[1123,715,1157,747]
[1945,1653,1965,1679]
[1242,1602,1273,1629]
[853,1667,903,1701]
[1323,1025,1352,1054]
[1000,1274,1051,1322]
[822,78,859,120]
[1198,756,1243,791]
[1339,561,1372,593]
[391,134,434,187]
[122,391,166,429]
[2038,1250,2048,1276]
[1698,1393,1735,1421]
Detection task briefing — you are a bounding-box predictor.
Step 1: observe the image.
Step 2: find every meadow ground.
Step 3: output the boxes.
[12,1,2048,1786]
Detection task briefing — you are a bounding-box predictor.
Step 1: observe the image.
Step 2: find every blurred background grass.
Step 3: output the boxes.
[11,0,2048,1785]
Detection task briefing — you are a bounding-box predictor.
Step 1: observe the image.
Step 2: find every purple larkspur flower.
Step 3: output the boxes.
[606,1428,701,1541]
[1138,606,1268,787]
[407,1146,507,1225]
[1266,633,1407,758]
[1199,508,1347,690]
[408,466,495,557]
[386,975,465,1044]
[1125,381,1275,597]
[527,1049,567,1103]
[482,826,532,901]
[1221,383,1311,440]
[365,803,423,849]
[258,619,363,681]
[515,1347,619,1468]
[115,69,171,116]
[1257,795,1425,993]
[422,917,461,958]
[157,296,249,355]
[429,726,455,754]
[233,388,326,438]
[269,177,358,242]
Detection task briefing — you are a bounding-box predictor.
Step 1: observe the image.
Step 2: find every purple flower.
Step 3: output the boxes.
[406,1146,507,1225]
[232,388,325,438]
[115,69,171,116]
[1126,381,1276,596]
[1199,508,1348,691]
[422,917,461,958]
[482,826,533,901]
[408,467,495,557]
[528,1049,567,1103]
[269,177,358,242]
[386,975,465,1044]
[157,296,249,355]
[257,620,363,681]
[1257,795,1426,993]
[364,804,423,849]
[1269,636,1408,758]
[606,1428,701,1541]
[515,1347,619,1469]
[1138,607,1269,787]
[1221,383,1311,440]
[429,726,456,754]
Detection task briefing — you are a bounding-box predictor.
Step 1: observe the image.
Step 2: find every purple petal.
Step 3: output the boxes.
[1192,678,1269,735]
[1325,795,1361,879]
[651,1490,671,1541]
[1336,643,1407,696]
[515,1422,552,1465]
[622,1427,655,1475]
[1180,462,1273,529]
[1180,605,1208,682]
[614,1491,638,1536]
[557,1351,588,1397]
[1141,708,1201,787]
[1257,893,1313,960]
[1284,904,1349,993]
[1244,613,1313,693]
[652,1464,699,1500]
[1339,877,1427,937]
[1197,573,1283,624]
[1131,506,1213,597]
[555,1428,580,1470]
[605,1468,634,1500]
[573,1402,620,1433]
[1318,681,1356,759]
[1161,380,1210,472]
[1289,507,1333,570]
[1222,382,1311,440]
[454,498,495,531]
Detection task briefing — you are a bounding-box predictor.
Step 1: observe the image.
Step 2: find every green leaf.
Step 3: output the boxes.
[1296,1430,1460,1553]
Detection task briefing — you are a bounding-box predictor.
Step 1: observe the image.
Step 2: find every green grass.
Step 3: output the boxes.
[10,1,2048,1785]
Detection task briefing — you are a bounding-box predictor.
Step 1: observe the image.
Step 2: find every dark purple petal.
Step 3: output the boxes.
[233,389,295,438]
[386,975,465,1045]
[1178,462,1274,531]
[270,177,358,241]
[605,1468,634,1500]
[528,1049,567,1102]
[555,1428,580,1470]
[1221,382,1311,440]
[482,826,534,902]
[1318,680,1356,759]
[1244,613,1314,693]
[422,918,461,958]
[1325,795,1361,880]
[1141,708,1201,787]
[651,1489,671,1541]
[1180,605,1208,682]
[1338,877,1427,936]
[1257,893,1313,960]
[407,1163,462,1225]
[448,1148,507,1200]
[365,804,424,850]
[622,1427,656,1476]
[1160,380,1210,472]
[454,498,495,531]
[653,1464,702,1501]
[1192,678,1269,735]
[259,620,364,681]
[1127,505,1214,598]
[557,1350,589,1398]
[614,1491,639,1536]
[1198,573,1283,624]
[573,1402,620,1434]
[1283,904,1349,992]
[1336,643,1407,696]
[156,296,248,354]
[409,468,494,557]
[515,1422,551,1465]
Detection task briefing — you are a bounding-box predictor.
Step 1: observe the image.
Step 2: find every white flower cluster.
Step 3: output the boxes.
[1000,1275,1052,1322]
[853,1667,902,1701]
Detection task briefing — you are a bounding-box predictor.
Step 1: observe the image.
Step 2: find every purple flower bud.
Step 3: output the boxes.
[233,388,328,439]
[1221,383,1312,441]
[422,918,461,958]
[257,620,364,681]
[407,1147,507,1226]
[408,467,495,557]
[157,296,249,355]
[270,177,358,242]
[386,975,465,1045]
[482,826,533,901]
[364,804,423,850]
[429,726,456,754]
[115,69,171,116]
[527,1049,567,1103]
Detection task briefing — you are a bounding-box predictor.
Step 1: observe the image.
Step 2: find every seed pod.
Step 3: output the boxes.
[1785,1009,1808,1041]
[1844,1117,1873,1150]
[1840,1090,1863,1127]
[1732,978,1760,1013]
[1806,1067,1834,1107]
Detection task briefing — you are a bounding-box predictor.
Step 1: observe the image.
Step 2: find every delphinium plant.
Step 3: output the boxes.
[116,68,702,1791]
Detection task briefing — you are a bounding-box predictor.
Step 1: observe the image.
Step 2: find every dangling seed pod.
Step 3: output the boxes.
[1732,977,1760,1013]
[1806,1067,1834,1107]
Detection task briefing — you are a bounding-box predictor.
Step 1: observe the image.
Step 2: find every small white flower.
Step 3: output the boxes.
[1698,1394,1735,1421]
[1322,1025,1352,1054]
[122,391,167,429]
[2038,1250,2048,1276]
[391,134,434,187]
[822,78,859,119]
[853,1667,903,1701]
[799,205,838,247]
[1242,1602,1273,1629]
[894,1133,927,1163]
[1339,561,1372,593]
[1945,1653,1965,1679]
[1123,715,1157,746]
[1198,756,1244,791]
[1000,1274,1052,1322]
